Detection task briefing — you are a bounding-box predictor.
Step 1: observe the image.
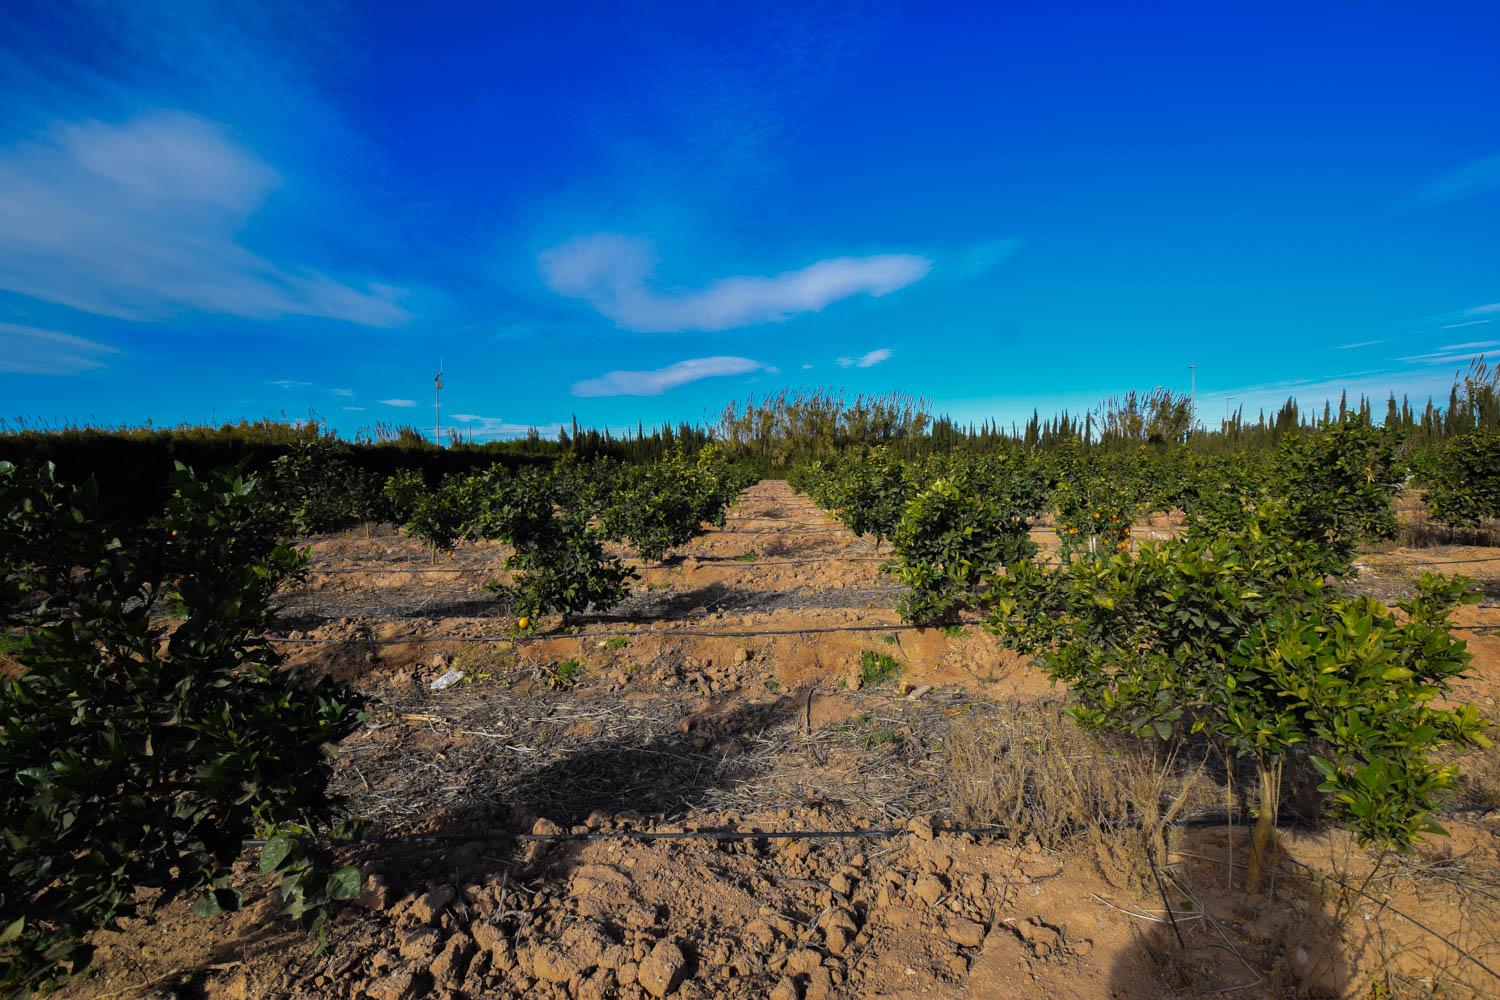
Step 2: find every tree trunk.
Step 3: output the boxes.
[1246,758,1281,893]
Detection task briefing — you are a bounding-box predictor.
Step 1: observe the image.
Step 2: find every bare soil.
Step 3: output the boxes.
[53,482,1500,1000]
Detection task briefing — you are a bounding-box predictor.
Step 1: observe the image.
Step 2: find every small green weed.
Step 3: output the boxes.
[546,659,584,689]
[733,550,761,562]
[858,650,902,687]
[604,637,630,649]
[940,625,968,639]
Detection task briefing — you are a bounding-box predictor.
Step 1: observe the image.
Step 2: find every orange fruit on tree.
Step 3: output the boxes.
[518,616,530,630]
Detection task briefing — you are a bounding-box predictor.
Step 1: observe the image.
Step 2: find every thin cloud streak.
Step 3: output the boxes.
[540,234,930,332]
[0,111,410,326]
[0,322,120,374]
[380,398,417,407]
[572,356,775,397]
[1335,339,1383,350]
[1413,152,1500,206]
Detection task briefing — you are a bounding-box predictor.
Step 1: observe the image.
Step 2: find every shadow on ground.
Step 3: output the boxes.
[352,693,805,884]
[1108,824,1355,998]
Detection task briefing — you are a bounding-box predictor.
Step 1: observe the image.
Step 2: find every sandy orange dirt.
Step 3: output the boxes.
[52,481,1500,1000]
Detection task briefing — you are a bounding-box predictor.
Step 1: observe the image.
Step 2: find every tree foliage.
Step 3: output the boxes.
[987,506,1489,886]
[0,462,365,991]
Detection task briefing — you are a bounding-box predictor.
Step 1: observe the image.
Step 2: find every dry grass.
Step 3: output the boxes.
[944,701,1214,888]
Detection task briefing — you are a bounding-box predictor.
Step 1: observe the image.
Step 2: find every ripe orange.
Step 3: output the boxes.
[518,616,530,630]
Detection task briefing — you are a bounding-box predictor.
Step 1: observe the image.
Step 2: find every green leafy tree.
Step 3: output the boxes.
[602,455,708,562]
[0,462,366,991]
[988,507,1489,890]
[268,440,382,536]
[1418,430,1500,527]
[893,475,1036,624]
[380,468,427,524]
[823,448,914,548]
[404,473,485,557]
[489,515,636,624]
[1273,416,1402,563]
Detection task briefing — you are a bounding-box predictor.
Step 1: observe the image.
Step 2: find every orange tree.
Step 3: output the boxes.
[477,465,635,625]
[987,505,1489,889]
[1272,415,1403,560]
[602,452,714,562]
[892,460,1040,625]
[0,462,365,991]
[1418,430,1500,528]
[816,448,916,549]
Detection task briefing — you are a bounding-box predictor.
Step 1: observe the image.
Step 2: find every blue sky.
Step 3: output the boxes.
[1,1,1497,439]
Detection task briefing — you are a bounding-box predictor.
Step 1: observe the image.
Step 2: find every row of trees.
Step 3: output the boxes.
[1,461,367,990]
[791,416,1492,888]
[0,442,757,986]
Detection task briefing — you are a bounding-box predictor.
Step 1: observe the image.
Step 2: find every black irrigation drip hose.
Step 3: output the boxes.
[248,806,1496,849]
[296,555,890,577]
[270,620,976,646]
[1365,553,1500,567]
[242,814,1263,850]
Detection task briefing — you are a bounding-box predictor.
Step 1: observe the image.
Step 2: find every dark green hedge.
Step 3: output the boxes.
[0,431,551,526]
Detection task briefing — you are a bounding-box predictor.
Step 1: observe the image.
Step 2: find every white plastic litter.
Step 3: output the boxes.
[429,669,465,691]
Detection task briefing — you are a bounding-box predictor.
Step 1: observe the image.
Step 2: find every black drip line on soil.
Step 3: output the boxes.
[295,554,889,576]
[270,619,980,646]
[249,806,1495,849]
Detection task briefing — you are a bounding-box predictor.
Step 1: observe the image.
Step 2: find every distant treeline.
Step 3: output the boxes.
[4,361,1495,507]
[717,362,1500,469]
[0,416,715,524]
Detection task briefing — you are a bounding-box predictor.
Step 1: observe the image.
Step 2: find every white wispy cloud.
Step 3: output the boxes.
[1467,303,1500,316]
[539,234,930,332]
[0,111,410,326]
[571,356,774,397]
[341,405,366,412]
[332,388,355,397]
[269,378,312,389]
[1398,342,1497,365]
[837,348,893,368]
[0,322,120,374]
[1441,319,1490,330]
[1335,339,1383,350]
[1413,152,1500,206]
[450,414,568,439]
[948,239,1022,280]
[380,398,417,407]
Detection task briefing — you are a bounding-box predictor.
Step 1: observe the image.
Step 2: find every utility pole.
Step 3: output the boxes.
[1188,364,1197,427]
[434,358,444,447]
[1225,396,1235,424]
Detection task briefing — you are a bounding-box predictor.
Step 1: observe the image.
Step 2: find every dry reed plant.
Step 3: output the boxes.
[944,701,1212,888]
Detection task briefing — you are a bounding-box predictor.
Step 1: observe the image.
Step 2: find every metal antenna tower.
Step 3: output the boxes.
[434,358,444,446]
